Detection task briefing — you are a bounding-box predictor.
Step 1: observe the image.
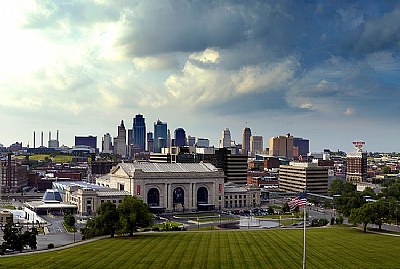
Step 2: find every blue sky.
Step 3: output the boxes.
[0,0,399,152]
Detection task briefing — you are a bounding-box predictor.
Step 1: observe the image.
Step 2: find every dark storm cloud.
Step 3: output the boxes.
[117,0,248,57]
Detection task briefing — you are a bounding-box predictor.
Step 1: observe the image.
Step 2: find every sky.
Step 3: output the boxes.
[0,0,399,153]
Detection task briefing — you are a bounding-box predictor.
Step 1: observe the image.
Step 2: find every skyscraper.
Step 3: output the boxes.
[187,135,196,147]
[241,127,251,155]
[147,132,154,152]
[114,120,127,157]
[293,137,310,157]
[346,141,367,183]
[154,119,167,153]
[174,128,186,147]
[133,114,146,152]
[219,128,231,148]
[269,133,294,159]
[102,133,113,154]
[250,135,263,155]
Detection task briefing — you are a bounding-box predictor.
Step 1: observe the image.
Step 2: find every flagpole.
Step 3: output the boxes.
[303,205,306,269]
[303,190,307,269]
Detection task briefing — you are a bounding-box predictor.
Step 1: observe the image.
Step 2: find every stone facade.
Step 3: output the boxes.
[96,162,225,212]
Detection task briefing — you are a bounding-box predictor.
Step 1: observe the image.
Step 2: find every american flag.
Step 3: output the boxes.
[288,193,307,210]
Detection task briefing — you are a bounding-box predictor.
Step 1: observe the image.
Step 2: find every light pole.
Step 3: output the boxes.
[73,225,76,243]
[197,217,199,230]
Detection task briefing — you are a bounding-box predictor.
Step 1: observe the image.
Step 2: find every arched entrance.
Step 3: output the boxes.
[173,187,184,212]
[197,187,208,204]
[147,188,160,206]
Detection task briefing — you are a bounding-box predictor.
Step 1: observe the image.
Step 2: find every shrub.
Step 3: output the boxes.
[47,243,54,249]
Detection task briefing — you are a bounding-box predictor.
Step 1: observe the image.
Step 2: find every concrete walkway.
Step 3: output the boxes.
[1,235,109,257]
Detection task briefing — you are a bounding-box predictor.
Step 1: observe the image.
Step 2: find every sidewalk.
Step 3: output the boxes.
[1,235,109,257]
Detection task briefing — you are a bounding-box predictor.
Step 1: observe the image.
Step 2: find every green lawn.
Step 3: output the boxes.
[1,228,399,269]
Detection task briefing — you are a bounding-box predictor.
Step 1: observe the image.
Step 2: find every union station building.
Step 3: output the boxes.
[96,162,226,212]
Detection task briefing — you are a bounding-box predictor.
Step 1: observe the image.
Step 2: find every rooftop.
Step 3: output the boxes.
[119,162,219,174]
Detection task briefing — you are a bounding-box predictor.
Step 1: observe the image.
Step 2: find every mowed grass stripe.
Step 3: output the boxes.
[1,228,400,269]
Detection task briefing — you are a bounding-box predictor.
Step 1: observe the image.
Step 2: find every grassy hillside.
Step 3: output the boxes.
[0,228,399,269]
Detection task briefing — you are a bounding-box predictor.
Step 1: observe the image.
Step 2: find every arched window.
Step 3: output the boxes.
[197,187,208,204]
[147,188,160,206]
[173,187,184,205]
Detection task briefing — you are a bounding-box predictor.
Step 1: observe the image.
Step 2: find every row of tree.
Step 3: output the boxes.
[330,179,400,232]
[1,223,38,253]
[81,196,153,239]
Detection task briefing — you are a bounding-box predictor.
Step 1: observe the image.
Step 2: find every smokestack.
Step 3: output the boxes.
[41,131,43,147]
[49,131,51,142]
[57,130,59,142]
[7,152,12,190]
[33,131,36,148]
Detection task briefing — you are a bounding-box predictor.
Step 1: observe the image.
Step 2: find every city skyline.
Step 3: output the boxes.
[1,1,399,152]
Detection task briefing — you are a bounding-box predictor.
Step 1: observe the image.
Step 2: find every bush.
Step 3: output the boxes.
[152,227,160,232]
[47,243,54,249]
[330,217,335,225]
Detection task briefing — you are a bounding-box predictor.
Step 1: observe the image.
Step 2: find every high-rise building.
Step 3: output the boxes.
[154,119,167,153]
[279,162,328,195]
[293,137,310,158]
[114,120,127,157]
[75,135,97,149]
[219,128,231,148]
[167,129,171,147]
[102,133,113,154]
[133,114,146,152]
[174,128,186,147]
[187,135,196,147]
[269,133,294,159]
[241,127,251,155]
[147,132,154,152]
[346,141,367,183]
[127,129,133,146]
[250,136,263,155]
[197,138,210,148]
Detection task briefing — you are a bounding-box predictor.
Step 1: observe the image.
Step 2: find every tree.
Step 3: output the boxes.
[97,201,120,237]
[281,203,290,213]
[1,222,38,252]
[64,214,76,228]
[349,203,374,233]
[118,196,153,236]
[267,206,275,215]
[382,166,391,174]
[329,179,344,196]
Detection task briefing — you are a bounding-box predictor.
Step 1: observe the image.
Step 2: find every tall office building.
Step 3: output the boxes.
[174,128,186,147]
[102,133,113,154]
[219,128,232,148]
[114,120,127,157]
[133,114,146,152]
[154,119,167,153]
[269,133,294,159]
[187,135,196,147]
[293,137,310,157]
[279,162,328,195]
[147,132,154,152]
[241,127,252,155]
[250,136,263,155]
[197,138,210,148]
[346,141,367,183]
[75,135,97,149]
[167,129,171,147]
